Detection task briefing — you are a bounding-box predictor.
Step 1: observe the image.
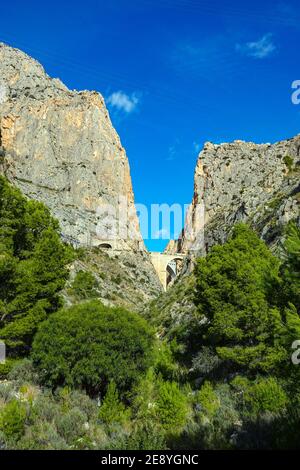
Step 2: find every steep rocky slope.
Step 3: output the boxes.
[0,43,162,302]
[64,246,163,311]
[155,136,300,333]
[0,43,142,250]
[167,137,300,257]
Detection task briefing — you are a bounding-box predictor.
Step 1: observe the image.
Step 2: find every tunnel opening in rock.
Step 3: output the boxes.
[98,243,113,249]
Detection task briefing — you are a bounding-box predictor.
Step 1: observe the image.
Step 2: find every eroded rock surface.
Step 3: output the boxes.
[0,43,142,250]
[167,137,300,257]
[0,42,163,300]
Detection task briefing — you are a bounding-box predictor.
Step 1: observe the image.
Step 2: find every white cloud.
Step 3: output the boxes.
[106,91,139,114]
[236,34,276,59]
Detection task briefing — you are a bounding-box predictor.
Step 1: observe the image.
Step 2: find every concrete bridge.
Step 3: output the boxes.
[150,252,185,291]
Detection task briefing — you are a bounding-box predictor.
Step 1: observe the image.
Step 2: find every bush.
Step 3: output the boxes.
[8,358,39,384]
[0,358,19,379]
[280,222,300,312]
[245,377,288,415]
[16,421,68,450]
[109,421,167,450]
[55,407,87,445]
[192,347,221,377]
[196,381,220,418]
[155,381,189,433]
[153,341,180,381]
[64,389,98,421]
[0,399,27,441]
[32,393,60,423]
[99,381,130,426]
[32,300,155,397]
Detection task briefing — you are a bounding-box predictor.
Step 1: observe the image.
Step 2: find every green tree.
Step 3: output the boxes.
[155,381,189,433]
[98,381,130,425]
[0,177,72,356]
[0,399,27,441]
[280,222,300,312]
[194,224,286,373]
[31,300,155,397]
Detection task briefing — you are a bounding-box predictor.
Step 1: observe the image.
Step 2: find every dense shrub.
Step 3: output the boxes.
[98,381,131,426]
[0,176,73,356]
[32,300,155,397]
[54,407,87,444]
[109,421,167,450]
[8,358,39,384]
[16,421,68,450]
[245,378,288,415]
[0,399,27,441]
[155,381,189,433]
[0,213,298,450]
[196,381,220,418]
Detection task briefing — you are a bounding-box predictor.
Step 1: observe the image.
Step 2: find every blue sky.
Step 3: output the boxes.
[1,0,300,251]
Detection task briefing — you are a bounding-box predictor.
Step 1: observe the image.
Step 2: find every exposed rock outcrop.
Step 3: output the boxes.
[0,43,143,250]
[0,43,163,300]
[64,247,164,312]
[153,137,300,338]
[166,137,300,257]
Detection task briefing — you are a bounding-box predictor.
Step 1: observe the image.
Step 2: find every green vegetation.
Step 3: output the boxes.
[283,155,294,172]
[98,381,131,426]
[31,300,155,397]
[155,381,189,433]
[244,377,288,415]
[0,399,27,441]
[70,270,99,299]
[0,176,73,356]
[194,224,285,373]
[196,381,220,418]
[0,175,299,449]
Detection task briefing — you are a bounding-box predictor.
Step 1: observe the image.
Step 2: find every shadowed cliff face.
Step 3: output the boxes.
[166,138,300,257]
[0,43,143,250]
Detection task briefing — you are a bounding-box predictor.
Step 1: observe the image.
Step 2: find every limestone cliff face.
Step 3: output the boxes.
[166,137,300,256]
[0,43,143,250]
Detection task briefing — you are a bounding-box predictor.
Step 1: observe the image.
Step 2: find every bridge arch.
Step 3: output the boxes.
[166,257,184,288]
[150,253,184,290]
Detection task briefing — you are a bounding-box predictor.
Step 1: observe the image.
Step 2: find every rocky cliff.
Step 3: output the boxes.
[152,136,300,338]
[167,137,300,257]
[0,43,143,250]
[0,43,163,301]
